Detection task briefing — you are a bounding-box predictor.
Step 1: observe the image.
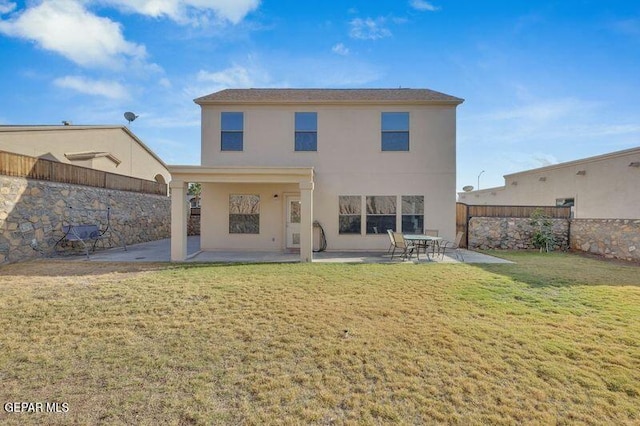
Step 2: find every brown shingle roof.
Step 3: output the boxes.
[194,88,464,105]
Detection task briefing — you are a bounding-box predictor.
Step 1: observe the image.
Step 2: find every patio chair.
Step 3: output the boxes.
[386,229,396,255]
[392,232,417,260]
[438,231,464,261]
[418,228,440,259]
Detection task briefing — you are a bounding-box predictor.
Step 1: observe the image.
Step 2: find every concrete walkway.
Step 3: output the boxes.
[70,236,512,264]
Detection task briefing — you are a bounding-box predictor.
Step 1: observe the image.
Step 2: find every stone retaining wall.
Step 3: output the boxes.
[468,217,569,251]
[570,219,640,262]
[0,175,170,263]
[188,213,200,236]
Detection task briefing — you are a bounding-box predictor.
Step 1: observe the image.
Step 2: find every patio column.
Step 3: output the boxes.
[299,181,314,262]
[170,180,188,261]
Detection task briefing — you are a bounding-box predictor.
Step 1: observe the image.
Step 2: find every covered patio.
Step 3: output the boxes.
[168,166,315,262]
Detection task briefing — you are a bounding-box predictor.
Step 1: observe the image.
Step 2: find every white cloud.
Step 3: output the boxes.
[0,0,146,69]
[409,0,439,12]
[99,0,261,25]
[186,63,272,98]
[197,65,259,87]
[480,98,599,123]
[331,43,349,56]
[54,75,130,100]
[159,77,172,88]
[460,96,640,152]
[0,1,16,14]
[349,17,392,40]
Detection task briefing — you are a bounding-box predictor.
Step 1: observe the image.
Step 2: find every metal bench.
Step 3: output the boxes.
[56,224,105,259]
[54,207,127,258]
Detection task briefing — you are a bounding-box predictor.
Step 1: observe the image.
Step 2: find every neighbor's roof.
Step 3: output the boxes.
[503,145,640,178]
[0,125,167,168]
[194,88,464,105]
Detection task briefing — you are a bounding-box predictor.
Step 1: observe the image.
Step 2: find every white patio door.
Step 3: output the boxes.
[285,196,301,249]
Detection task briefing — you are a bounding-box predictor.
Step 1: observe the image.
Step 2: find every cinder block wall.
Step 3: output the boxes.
[0,175,170,263]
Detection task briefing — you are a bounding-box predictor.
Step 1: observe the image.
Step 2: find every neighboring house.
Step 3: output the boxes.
[187,195,201,208]
[458,146,640,219]
[0,125,170,184]
[169,88,464,262]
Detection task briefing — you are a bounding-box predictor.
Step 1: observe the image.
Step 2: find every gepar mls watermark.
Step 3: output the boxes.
[3,402,69,414]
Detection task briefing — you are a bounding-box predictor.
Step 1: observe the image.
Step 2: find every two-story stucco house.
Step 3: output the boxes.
[168,88,464,262]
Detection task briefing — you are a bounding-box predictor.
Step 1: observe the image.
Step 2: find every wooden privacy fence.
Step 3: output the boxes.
[456,203,572,248]
[0,150,167,196]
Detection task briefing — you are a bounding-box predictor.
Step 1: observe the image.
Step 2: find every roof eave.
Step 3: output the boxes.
[194,98,464,106]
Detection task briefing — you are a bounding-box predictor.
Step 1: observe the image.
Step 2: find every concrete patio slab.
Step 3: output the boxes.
[63,237,512,264]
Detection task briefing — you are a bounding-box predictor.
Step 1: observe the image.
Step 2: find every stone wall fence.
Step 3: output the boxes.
[1,175,170,264]
[468,217,569,251]
[188,208,201,236]
[570,219,640,262]
[466,215,639,263]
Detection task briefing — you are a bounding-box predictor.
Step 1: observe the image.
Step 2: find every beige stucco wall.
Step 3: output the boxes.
[199,104,458,250]
[201,182,297,250]
[458,149,640,219]
[0,127,170,184]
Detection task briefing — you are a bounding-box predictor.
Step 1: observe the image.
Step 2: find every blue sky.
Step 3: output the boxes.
[1,0,638,191]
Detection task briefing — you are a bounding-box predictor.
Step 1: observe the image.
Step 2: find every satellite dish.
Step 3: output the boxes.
[462,185,474,192]
[124,111,138,124]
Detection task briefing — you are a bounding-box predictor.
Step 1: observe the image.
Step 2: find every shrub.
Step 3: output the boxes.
[530,208,555,252]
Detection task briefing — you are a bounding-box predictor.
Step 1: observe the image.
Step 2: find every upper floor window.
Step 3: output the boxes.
[381,112,409,151]
[221,112,243,151]
[295,112,317,151]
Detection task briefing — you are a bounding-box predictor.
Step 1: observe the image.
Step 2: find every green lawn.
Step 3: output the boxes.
[0,252,638,425]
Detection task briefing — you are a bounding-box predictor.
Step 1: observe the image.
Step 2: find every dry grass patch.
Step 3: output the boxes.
[0,254,639,424]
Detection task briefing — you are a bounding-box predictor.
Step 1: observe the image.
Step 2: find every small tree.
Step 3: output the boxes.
[529,208,555,253]
[188,182,201,196]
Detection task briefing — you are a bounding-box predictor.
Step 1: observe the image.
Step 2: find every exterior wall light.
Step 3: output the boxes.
[576,170,586,175]
[629,162,640,167]
[539,177,547,182]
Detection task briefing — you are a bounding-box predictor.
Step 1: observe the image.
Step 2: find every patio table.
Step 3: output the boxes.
[403,234,442,260]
